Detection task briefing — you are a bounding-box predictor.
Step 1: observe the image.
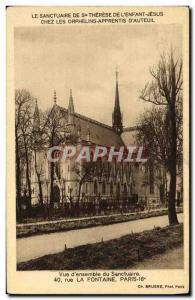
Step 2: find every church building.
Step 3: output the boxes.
[30,71,162,210]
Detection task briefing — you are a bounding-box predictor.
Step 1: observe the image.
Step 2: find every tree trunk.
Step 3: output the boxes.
[34,151,43,207]
[24,139,32,209]
[15,133,22,219]
[168,103,179,225]
[77,181,83,204]
[37,175,43,207]
[50,161,54,208]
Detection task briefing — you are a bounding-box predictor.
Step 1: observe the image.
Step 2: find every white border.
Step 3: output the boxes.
[1,1,193,299]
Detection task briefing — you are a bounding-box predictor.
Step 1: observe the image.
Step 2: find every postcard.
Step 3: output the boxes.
[7,6,189,294]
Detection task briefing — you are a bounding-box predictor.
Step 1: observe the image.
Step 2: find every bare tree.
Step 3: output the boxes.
[15,89,34,217]
[139,51,182,225]
[136,104,183,206]
[73,160,97,204]
[43,105,64,208]
[136,107,169,168]
[34,150,44,207]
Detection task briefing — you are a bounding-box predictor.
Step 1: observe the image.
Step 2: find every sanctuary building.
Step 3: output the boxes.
[29,72,170,210]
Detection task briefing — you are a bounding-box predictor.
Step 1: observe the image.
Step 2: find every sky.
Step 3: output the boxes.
[14,24,182,127]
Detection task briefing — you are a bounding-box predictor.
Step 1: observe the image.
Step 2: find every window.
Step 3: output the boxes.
[110,181,113,195]
[102,181,106,194]
[94,180,98,195]
[117,182,120,197]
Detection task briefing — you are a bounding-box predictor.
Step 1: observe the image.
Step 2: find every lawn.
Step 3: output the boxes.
[17,223,183,270]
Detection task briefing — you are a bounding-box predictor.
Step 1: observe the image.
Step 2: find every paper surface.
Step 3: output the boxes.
[7,6,189,294]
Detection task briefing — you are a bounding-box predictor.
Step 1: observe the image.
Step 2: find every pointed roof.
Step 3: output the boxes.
[115,69,120,111]
[68,89,74,114]
[112,68,123,134]
[33,99,40,131]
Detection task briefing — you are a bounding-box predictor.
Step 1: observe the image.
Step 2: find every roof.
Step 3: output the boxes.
[59,106,124,148]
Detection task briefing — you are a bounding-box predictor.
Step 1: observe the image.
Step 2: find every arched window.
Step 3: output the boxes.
[102,181,106,195]
[94,180,98,195]
[110,181,113,195]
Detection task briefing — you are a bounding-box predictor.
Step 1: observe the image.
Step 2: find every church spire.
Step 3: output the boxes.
[65,89,77,139]
[33,98,40,132]
[112,68,123,134]
[68,89,74,115]
[68,89,75,124]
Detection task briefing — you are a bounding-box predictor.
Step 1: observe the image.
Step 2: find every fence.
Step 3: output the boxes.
[17,194,153,221]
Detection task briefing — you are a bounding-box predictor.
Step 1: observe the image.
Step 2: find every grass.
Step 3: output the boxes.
[16,208,182,239]
[17,223,183,270]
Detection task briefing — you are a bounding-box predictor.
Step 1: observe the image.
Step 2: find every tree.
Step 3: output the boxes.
[139,51,183,225]
[73,160,97,204]
[43,104,64,208]
[15,89,34,217]
[136,107,169,168]
[136,105,183,205]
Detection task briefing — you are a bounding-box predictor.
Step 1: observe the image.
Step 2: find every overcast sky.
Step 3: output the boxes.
[15,24,182,127]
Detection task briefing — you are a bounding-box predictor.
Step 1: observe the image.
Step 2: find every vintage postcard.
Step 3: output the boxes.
[7,6,189,294]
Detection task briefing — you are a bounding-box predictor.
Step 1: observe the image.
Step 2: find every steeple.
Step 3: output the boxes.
[112,68,123,134]
[68,89,74,115]
[33,99,40,132]
[68,89,75,124]
[65,89,76,139]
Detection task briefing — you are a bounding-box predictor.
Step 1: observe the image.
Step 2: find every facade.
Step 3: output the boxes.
[30,73,164,209]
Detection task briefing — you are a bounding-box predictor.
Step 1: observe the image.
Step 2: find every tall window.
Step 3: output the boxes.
[110,181,113,195]
[117,182,120,197]
[102,181,106,195]
[94,180,98,195]
[124,183,127,195]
